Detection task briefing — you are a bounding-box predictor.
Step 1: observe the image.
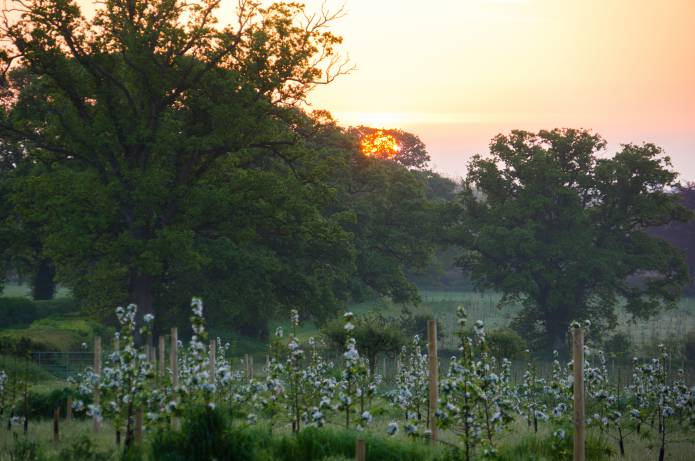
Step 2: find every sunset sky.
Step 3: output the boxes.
[300,0,695,180]
[73,0,695,180]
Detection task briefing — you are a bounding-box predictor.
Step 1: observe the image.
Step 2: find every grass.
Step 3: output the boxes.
[1,412,694,460]
[0,283,71,299]
[0,316,104,352]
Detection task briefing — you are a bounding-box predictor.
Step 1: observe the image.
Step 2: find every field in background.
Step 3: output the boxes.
[3,282,695,368]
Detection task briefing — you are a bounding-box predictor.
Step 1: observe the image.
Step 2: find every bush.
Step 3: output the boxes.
[34,298,79,318]
[150,406,252,461]
[603,332,632,361]
[26,387,87,419]
[486,328,527,361]
[322,313,406,374]
[0,297,38,328]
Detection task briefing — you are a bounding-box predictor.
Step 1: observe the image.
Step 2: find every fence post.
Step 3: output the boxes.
[573,327,585,461]
[209,340,216,384]
[93,336,102,432]
[427,319,439,444]
[355,438,366,461]
[158,336,166,378]
[66,396,73,422]
[53,407,60,443]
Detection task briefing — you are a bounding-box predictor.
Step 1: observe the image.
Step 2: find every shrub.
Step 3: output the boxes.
[26,387,87,419]
[486,328,527,360]
[34,298,79,318]
[603,332,632,362]
[150,406,252,461]
[322,313,406,374]
[0,298,38,328]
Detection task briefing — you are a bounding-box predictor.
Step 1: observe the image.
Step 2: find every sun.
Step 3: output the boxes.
[360,130,401,159]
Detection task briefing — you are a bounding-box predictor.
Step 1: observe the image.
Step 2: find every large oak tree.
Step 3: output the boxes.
[452,129,692,349]
[0,0,354,327]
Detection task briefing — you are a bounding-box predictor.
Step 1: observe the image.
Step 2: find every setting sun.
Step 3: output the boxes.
[360,130,401,159]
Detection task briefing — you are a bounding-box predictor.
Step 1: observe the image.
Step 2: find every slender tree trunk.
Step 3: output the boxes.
[32,258,56,300]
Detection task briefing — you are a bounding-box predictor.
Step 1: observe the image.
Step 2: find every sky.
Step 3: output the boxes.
[299,0,695,181]
[70,0,695,181]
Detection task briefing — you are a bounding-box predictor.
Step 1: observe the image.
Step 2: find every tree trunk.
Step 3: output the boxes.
[31,259,56,300]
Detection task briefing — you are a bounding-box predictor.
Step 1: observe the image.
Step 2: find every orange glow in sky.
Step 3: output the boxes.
[360,131,401,159]
[301,0,695,180]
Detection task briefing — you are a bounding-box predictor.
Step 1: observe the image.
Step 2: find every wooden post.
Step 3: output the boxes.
[209,340,216,384]
[355,438,366,461]
[53,407,59,443]
[244,354,250,381]
[66,396,73,421]
[573,327,585,461]
[427,320,439,443]
[93,336,102,432]
[170,328,178,389]
[158,336,166,377]
[249,355,254,380]
[135,408,144,445]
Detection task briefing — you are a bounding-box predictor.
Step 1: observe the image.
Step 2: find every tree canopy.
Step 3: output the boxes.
[451,129,692,349]
[0,0,440,335]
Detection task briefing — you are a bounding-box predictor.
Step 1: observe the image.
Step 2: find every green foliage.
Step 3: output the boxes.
[150,406,245,461]
[26,387,86,419]
[0,298,38,328]
[0,315,103,354]
[3,433,44,461]
[453,129,692,348]
[603,332,633,361]
[0,355,54,382]
[55,435,113,461]
[322,312,406,373]
[486,328,527,361]
[496,432,613,461]
[151,407,453,461]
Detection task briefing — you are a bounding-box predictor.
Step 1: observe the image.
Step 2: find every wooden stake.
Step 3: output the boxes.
[355,438,366,461]
[427,319,439,443]
[53,407,59,443]
[209,340,216,384]
[66,396,73,421]
[158,336,166,377]
[93,336,102,432]
[573,327,585,461]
